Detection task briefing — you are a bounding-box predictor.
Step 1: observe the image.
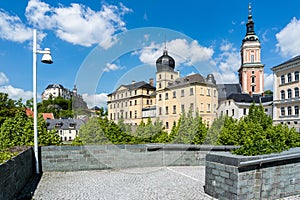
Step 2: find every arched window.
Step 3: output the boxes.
[288,89,292,99]
[288,106,292,115]
[288,73,292,82]
[281,90,285,100]
[281,75,285,84]
[295,71,299,81]
[295,105,299,116]
[295,87,299,98]
[281,107,285,116]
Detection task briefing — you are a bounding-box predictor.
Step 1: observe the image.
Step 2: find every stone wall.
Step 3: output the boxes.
[41,144,236,172]
[205,147,300,199]
[0,148,34,200]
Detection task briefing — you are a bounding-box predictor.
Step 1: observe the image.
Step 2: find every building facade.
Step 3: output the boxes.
[238,3,264,95]
[272,55,300,132]
[107,80,156,125]
[107,48,218,131]
[46,118,85,141]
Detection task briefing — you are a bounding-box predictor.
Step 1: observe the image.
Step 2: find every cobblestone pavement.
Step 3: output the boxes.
[33,166,216,200]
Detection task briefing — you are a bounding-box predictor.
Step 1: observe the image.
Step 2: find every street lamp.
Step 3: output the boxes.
[33,29,53,174]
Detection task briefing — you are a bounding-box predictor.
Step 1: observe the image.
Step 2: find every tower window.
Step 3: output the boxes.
[252,76,255,83]
[251,54,254,63]
[252,85,255,92]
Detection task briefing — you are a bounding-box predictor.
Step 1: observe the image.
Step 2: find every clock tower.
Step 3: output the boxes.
[238,3,264,95]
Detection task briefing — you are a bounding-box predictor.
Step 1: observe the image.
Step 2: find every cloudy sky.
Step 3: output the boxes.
[0,0,300,108]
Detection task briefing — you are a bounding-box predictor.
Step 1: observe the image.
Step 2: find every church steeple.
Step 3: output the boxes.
[246,3,255,37]
[238,3,264,96]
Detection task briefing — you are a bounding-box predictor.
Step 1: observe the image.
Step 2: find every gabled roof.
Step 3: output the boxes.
[227,93,273,103]
[271,55,300,71]
[217,84,242,99]
[167,74,207,88]
[46,118,85,130]
[108,81,155,96]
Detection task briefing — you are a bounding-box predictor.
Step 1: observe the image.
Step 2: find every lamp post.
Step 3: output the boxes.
[33,29,53,174]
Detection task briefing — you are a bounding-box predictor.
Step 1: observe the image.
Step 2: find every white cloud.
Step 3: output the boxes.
[137,39,214,67]
[82,93,108,108]
[264,73,273,91]
[0,72,9,85]
[0,85,33,101]
[276,17,300,57]
[25,0,131,47]
[104,63,121,72]
[0,9,32,42]
[214,41,240,84]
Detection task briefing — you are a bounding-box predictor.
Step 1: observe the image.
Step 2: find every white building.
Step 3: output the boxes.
[46,118,85,141]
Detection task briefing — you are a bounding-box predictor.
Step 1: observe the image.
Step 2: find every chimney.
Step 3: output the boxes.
[149,78,154,86]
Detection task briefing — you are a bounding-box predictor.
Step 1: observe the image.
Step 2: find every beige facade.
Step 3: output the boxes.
[107,49,218,132]
[272,56,300,132]
[107,80,156,125]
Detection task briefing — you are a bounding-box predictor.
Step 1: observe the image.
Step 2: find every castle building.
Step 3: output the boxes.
[107,48,218,131]
[238,3,264,95]
[272,55,300,132]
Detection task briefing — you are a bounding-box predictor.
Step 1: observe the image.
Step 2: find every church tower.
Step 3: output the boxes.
[238,3,264,95]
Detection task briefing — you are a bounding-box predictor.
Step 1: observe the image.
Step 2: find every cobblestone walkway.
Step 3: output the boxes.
[33,166,216,200]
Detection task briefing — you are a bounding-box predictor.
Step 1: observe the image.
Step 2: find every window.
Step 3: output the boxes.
[173,105,176,114]
[134,110,137,118]
[252,85,255,92]
[288,89,292,99]
[288,73,292,82]
[181,89,185,97]
[135,100,137,105]
[232,109,234,116]
[190,103,194,112]
[159,107,162,115]
[181,104,185,113]
[146,100,149,105]
[165,93,169,100]
[243,108,247,115]
[281,90,285,100]
[159,94,162,101]
[171,75,173,79]
[252,70,255,74]
[130,101,132,106]
[207,104,211,112]
[251,76,255,83]
[295,106,299,116]
[130,111,132,119]
[166,122,169,129]
[134,90,137,95]
[281,75,285,84]
[295,71,299,81]
[147,89,149,95]
[190,88,194,96]
[295,87,299,98]
[281,107,285,116]
[214,90,217,97]
[251,54,254,63]
[159,74,162,79]
[288,106,292,115]
[159,83,162,88]
[207,89,211,96]
[173,91,176,98]
[165,106,169,115]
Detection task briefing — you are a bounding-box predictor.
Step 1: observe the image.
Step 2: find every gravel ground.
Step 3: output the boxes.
[32,166,215,200]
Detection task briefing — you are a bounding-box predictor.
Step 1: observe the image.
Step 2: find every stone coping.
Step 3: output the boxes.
[206,147,300,169]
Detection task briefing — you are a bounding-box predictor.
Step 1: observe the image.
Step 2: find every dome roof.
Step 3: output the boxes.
[156,49,175,72]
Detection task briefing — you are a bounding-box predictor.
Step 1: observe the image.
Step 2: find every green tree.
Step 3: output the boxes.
[0,93,20,126]
[77,117,109,144]
[204,116,226,145]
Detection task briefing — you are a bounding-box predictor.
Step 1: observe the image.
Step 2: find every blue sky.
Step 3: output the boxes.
[1,0,300,108]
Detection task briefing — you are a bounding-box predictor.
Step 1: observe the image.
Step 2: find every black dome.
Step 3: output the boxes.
[156,49,175,72]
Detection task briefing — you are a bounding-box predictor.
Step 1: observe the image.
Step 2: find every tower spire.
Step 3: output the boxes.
[248,2,252,17]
